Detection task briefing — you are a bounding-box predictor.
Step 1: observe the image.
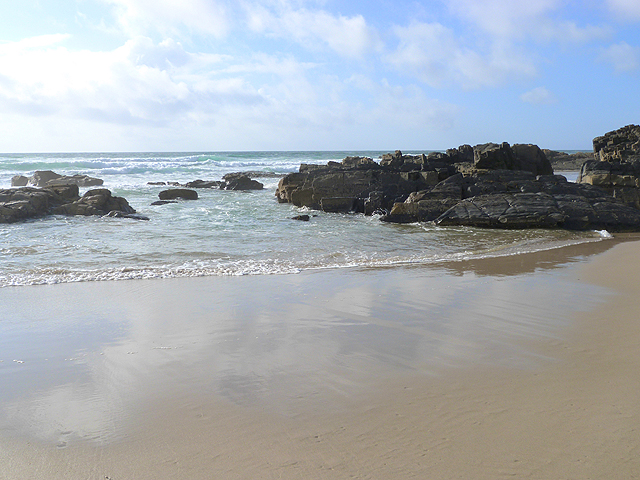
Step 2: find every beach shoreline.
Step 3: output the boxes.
[1,236,640,479]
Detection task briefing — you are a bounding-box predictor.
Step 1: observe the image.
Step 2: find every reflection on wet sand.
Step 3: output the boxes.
[0,239,619,448]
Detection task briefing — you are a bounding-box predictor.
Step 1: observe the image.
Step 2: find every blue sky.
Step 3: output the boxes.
[0,0,638,152]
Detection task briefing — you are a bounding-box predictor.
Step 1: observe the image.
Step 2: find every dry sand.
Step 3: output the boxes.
[1,238,639,479]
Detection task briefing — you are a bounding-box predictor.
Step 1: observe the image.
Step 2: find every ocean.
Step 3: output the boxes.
[0,151,605,287]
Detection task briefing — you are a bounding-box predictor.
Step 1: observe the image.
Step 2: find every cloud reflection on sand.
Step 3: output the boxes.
[0,248,611,446]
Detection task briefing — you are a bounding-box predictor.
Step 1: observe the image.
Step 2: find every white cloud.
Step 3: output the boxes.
[598,42,640,72]
[386,21,536,89]
[0,35,262,128]
[243,3,382,58]
[520,86,557,105]
[445,0,609,44]
[102,0,231,38]
[606,0,640,21]
[445,0,564,39]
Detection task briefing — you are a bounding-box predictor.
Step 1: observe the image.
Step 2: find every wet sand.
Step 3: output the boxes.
[1,237,639,479]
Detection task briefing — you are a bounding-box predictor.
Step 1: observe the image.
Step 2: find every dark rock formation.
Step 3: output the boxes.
[473,143,552,176]
[52,189,136,217]
[275,153,446,214]
[11,175,29,187]
[291,214,310,221]
[21,170,104,188]
[578,125,640,209]
[592,124,640,162]
[151,200,179,206]
[158,189,198,200]
[225,171,285,179]
[381,168,635,230]
[0,185,136,223]
[222,173,264,190]
[185,179,225,189]
[275,144,551,215]
[543,150,594,171]
[0,186,78,223]
[435,191,640,232]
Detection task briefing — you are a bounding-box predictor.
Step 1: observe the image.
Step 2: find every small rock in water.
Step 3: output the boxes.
[158,188,198,200]
[291,215,310,221]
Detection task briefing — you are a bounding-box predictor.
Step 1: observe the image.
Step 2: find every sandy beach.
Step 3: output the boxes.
[1,237,640,479]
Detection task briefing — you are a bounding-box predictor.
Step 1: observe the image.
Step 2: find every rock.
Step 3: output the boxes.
[291,214,310,221]
[185,179,225,189]
[543,150,594,171]
[224,171,286,179]
[0,187,61,223]
[222,174,264,190]
[436,193,567,228]
[27,170,104,187]
[474,143,517,170]
[380,198,459,223]
[593,124,640,162]
[148,181,167,186]
[435,187,640,232]
[11,175,28,187]
[151,200,179,206]
[0,185,136,223]
[275,154,440,213]
[511,144,553,176]
[381,168,625,227]
[380,150,404,168]
[320,197,357,213]
[158,189,198,200]
[577,125,640,210]
[52,188,136,216]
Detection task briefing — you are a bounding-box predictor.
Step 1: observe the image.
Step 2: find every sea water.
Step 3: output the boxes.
[0,151,602,287]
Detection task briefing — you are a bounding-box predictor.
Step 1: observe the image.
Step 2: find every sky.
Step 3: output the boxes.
[0,0,638,152]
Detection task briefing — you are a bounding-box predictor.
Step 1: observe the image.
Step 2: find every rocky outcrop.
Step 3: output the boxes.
[12,170,104,188]
[473,143,553,176]
[381,170,618,227]
[592,124,640,162]
[158,189,198,200]
[275,152,451,214]
[0,185,137,223]
[51,188,136,217]
[222,173,264,191]
[435,190,640,232]
[149,173,265,191]
[275,144,552,215]
[578,125,640,210]
[543,150,594,171]
[0,185,79,223]
[578,159,640,209]
[185,180,225,189]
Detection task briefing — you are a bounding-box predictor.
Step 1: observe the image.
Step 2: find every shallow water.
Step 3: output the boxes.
[0,152,601,286]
